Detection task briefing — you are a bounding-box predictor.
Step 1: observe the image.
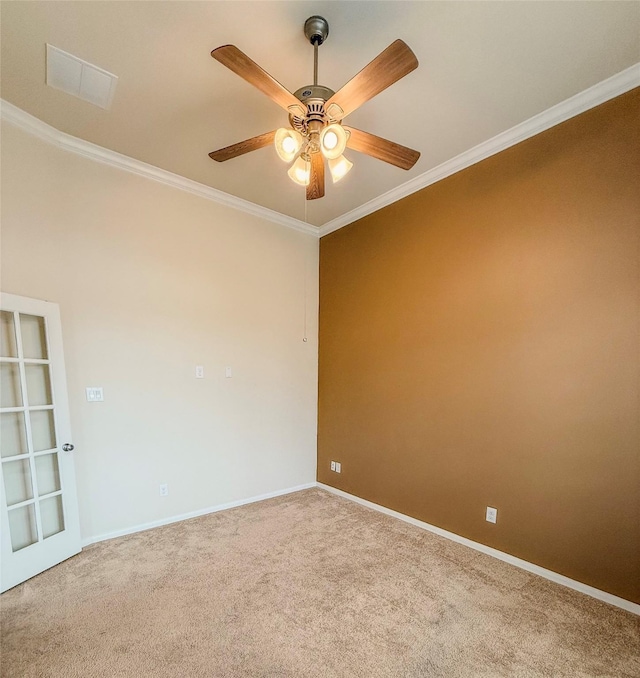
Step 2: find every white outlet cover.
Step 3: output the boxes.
[195,365,204,378]
[225,366,232,378]
[335,462,341,473]
[85,387,104,402]
[486,507,498,523]
[330,461,336,471]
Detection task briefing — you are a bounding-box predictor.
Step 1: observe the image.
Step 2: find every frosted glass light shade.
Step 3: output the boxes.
[275,128,303,162]
[320,124,348,160]
[288,154,311,186]
[328,155,353,183]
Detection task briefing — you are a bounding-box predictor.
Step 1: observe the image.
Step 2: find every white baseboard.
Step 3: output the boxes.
[80,480,638,616]
[317,483,640,616]
[81,482,316,548]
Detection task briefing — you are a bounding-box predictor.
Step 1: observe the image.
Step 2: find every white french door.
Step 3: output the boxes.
[0,293,81,592]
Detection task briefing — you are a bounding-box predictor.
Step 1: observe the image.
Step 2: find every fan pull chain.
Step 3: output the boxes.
[303,248,308,343]
[302,191,309,343]
[304,187,308,223]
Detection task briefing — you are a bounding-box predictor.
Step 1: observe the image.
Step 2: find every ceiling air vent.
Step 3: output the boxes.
[46,44,118,109]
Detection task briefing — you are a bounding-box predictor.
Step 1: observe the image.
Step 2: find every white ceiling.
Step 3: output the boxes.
[2,1,639,228]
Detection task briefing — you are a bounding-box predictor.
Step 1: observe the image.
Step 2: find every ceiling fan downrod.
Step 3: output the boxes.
[304,15,329,86]
[294,15,335,116]
[290,16,340,147]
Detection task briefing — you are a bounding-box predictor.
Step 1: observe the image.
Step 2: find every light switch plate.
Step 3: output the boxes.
[85,387,104,402]
[225,366,232,378]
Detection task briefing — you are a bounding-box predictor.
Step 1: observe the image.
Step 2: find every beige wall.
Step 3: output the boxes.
[318,90,640,603]
[1,122,319,541]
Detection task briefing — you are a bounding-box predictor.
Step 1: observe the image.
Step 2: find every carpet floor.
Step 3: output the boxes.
[1,488,638,677]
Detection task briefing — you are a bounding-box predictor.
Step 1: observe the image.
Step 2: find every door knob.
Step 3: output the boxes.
[62,443,74,452]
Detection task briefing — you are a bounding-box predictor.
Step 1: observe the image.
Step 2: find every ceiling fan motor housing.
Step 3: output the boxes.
[294,84,334,104]
[290,85,339,137]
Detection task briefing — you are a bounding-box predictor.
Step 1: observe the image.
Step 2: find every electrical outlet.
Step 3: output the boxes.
[330,461,336,471]
[195,365,204,378]
[486,506,497,523]
[85,387,104,402]
[159,483,169,497]
[335,462,341,473]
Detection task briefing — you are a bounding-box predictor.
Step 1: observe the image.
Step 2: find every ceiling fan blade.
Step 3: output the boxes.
[209,130,277,162]
[344,127,420,170]
[211,45,305,114]
[306,152,325,200]
[325,40,418,119]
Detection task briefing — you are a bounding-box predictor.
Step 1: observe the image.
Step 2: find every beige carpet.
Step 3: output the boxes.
[1,488,638,677]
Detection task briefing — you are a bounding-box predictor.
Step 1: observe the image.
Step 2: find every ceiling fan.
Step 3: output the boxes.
[209,16,420,201]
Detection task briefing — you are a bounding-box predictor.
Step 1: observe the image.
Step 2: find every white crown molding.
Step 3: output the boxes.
[317,483,640,616]
[3,63,639,238]
[319,63,640,237]
[0,100,318,237]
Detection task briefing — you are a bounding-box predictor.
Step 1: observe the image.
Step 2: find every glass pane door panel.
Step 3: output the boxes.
[1,412,28,458]
[3,459,34,506]
[0,312,18,358]
[1,295,82,593]
[0,363,22,408]
[25,364,53,406]
[40,495,65,538]
[19,315,48,360]
[30,410,57,452]
[8,504,38,551]
[35,453,61,496]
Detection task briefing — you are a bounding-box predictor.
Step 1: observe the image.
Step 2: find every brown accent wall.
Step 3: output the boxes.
[318,89,640,603]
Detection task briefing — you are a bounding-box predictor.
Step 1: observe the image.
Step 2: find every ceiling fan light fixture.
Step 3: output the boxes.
[320,123,348,160]
[209,18,420,201]
[275,128,303,162]
[288,153,311,186]
[323,130,338,150]
[328,154,353,183]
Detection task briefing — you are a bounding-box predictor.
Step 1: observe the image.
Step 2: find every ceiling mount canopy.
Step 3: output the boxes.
[304,15,329,46]
[209,16,421,201]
